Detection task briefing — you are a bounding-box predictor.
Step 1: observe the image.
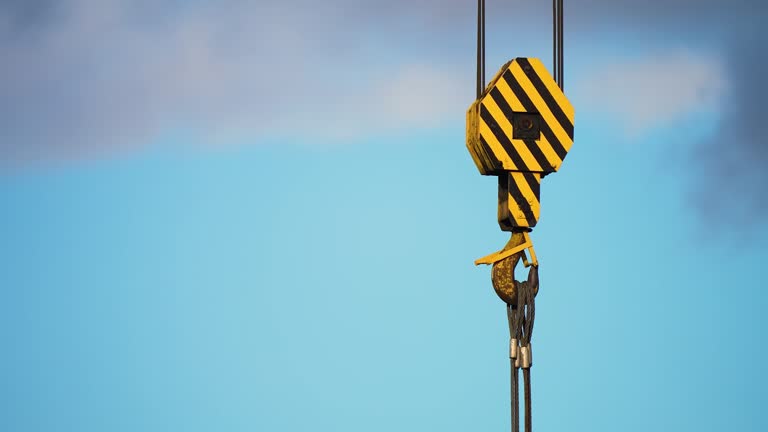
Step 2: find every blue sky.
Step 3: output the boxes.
[1,1,767,431]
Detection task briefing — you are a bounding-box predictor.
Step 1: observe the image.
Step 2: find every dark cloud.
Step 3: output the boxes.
[0,0,56,28]
[691,28,768,229]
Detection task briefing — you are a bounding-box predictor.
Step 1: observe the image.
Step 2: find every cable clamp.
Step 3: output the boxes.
[509,338,518,359]
[519,344,532,369]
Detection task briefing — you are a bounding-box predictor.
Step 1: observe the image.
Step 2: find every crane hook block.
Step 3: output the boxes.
[466,57,574,176]
[466,57,574,230]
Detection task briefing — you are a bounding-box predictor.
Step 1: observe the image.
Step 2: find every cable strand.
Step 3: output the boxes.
[524,368,532,432]
[553,0,558,87]
[507,304,520,432]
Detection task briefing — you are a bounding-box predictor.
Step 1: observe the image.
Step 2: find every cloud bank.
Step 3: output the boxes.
[1,0,757,162]
[0,0,766,229]
[574,52,725,136]
[0,0,476,164]
[691,30,768,230]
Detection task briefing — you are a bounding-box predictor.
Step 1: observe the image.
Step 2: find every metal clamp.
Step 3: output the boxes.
[509,338,518,359]
[515,344,532,369]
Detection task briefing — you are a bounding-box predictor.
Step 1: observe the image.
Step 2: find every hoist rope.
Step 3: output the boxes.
[552,0,558,88]
[479,0,563,92]
[474,1,562,429]
[519,267,536,432]
[507,305,520,432]
[553,0,564,89]
[506,264,537,432]
[523,369,532,432]
[477,0,485,98]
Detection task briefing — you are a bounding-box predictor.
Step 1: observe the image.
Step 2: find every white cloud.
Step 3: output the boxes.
[0,0,754,164]
[0,0,472,163]
[571,52,726,136]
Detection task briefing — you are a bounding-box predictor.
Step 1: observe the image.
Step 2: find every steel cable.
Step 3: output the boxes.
[553,0,558,87]
[477,0,485,98]
[553,0,565,89]
[507,305,519,432]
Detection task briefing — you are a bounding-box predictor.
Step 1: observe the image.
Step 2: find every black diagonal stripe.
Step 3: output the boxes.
[475,104,502,171]
[541,126,567,161]
[480,104,529,172]
[479,135,502,172]
[507,175,537,227]
[523,172,540,202]
[520,171,540,202]
[523,139,553,172]
[516,58,574,139]
[503,70,568,161]
[489,88,515,122]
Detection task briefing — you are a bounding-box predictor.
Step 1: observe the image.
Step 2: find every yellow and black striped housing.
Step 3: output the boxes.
[466,57,574,230]
[497,172,542,230]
